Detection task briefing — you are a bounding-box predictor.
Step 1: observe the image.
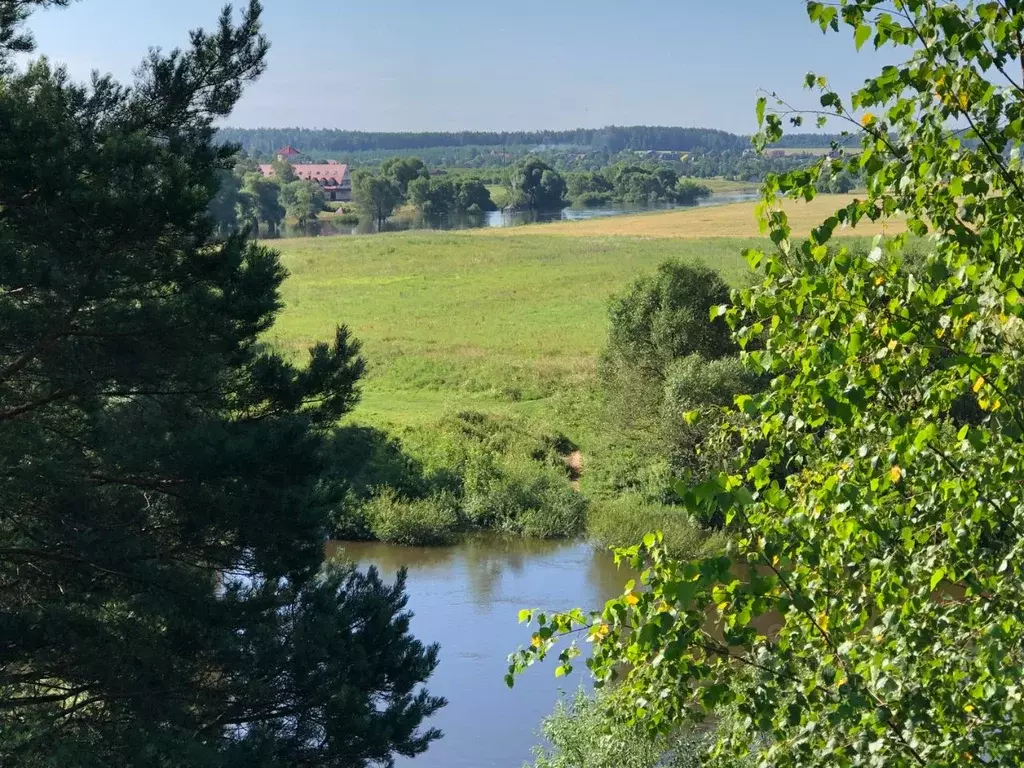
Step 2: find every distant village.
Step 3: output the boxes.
[259,145,352,201]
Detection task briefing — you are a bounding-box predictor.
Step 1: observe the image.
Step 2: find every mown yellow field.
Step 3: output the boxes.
[473,194,904,240]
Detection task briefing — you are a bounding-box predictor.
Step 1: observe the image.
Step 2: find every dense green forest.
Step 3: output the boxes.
[218,126,748,154]
[218,126,853,155]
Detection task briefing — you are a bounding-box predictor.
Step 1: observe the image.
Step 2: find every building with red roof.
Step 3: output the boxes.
[259,149,352,202]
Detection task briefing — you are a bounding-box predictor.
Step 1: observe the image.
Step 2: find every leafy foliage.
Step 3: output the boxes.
[353,170,402,228]
[362,488,463,546]
[0,3,444,766]
[505,157,568,211]
[530,689,705,768]
[407,175,497,217]
[381,156,429,197]
[592,262,757,542]
[565,166,712,207]
[587,496,728,561]
[241,171,285,234]
[280,179,325,226]
[603,260,735,384]
[512,1,1024,765]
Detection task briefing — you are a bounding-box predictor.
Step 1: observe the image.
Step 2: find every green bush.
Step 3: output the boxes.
[662,354,758,413]
[572,191,614,207]
[531,689,706,768]
[603,260,735,385]
[659,354,763,523]
[587,495,727,559]
[345,411,585,543]
[463,455,586,538]
[362,488,462,546]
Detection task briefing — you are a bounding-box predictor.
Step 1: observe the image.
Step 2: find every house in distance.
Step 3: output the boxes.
[259,146,352,202]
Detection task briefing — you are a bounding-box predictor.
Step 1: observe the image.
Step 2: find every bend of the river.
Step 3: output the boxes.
[328,537,633,768]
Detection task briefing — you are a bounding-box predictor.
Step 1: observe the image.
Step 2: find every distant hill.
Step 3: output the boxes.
[217,126,852,155]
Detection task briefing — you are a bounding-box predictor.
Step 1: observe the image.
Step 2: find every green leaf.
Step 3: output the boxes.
[756,96,767,127]
[855,23,872,50]
[930,568,946,591]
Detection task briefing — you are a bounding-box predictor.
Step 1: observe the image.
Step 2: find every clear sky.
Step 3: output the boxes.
[24,0,890,134]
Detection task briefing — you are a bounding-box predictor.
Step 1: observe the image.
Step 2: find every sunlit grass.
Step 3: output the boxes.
[271,233,755,419]
[469,194,903,240]
[268,200,886,440]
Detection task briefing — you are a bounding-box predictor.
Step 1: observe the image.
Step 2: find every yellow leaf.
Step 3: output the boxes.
[817,612,830,632]
[861,112,875,126]
[964,704,975,713]
[889,465,902,483]
[959,91,969,110]
[973,376,985,393]
[531,634,542,648]
[875,276,886,286]
[625,592,640,606]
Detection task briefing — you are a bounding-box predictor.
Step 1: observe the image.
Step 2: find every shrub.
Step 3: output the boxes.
[369,411,586,541]
[363,488,462,546]
[463,455,587,538]
[662,354,758,413]
[675,180,713,205]
[587,495,727,560]
[531,688,706,768]
[572,191,614,207]
[603,260,735,387]
[595,264,745,509]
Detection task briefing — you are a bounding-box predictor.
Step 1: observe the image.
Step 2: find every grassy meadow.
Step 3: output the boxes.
[268,195,892,546]
[473,194,903,239]
[271,233,754,421]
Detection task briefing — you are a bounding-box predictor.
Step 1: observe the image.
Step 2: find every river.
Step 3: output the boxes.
[281,190,761,238]
[328,537,633,768]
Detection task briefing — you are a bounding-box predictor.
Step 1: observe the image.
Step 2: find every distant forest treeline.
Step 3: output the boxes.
[217,126,852,155]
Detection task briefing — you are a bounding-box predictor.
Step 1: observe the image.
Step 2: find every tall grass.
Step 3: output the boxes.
[587,495,729,560]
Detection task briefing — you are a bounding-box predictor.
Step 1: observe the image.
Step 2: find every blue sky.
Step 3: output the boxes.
[24,1,890,133]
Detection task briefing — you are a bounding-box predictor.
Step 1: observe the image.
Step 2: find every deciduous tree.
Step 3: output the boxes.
[281,179,325,226]
[512,2,1024,765]
[381,156,429,197]
[353,171,402,229]
[241,172,285,234]
[505,157,567,211]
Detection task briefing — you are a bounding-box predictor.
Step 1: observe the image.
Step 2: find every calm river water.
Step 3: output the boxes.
[281,190,761,238]
[328,537,633,768]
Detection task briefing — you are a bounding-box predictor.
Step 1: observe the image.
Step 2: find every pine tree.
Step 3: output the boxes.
[0,3,444,766]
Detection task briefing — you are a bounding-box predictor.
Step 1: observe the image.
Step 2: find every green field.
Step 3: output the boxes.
[269,224,758,548]
[271,231,755,429]
[267,201,882,548]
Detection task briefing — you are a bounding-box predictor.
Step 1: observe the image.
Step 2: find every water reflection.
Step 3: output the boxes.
[275,190,761,239]
[328,537,634,768]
